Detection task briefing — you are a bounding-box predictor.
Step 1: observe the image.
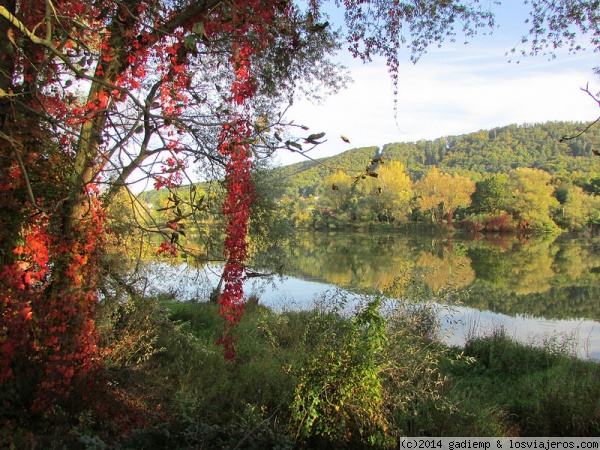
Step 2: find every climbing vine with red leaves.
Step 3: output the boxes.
[213,1,285,360]
[0,0,497,425]
[216,115,255,360]
[0,1,107,413]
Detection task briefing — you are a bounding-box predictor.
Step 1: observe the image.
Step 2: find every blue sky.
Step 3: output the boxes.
[273,1,600,166]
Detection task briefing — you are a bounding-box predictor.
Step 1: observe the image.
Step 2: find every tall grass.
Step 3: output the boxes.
[443,327,600,436]
[5,294,599,448]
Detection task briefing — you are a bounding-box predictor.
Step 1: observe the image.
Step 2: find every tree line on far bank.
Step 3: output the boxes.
[273,121,600,233]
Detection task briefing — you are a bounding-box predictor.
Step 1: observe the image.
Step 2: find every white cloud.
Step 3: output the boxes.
[273,33,600,167]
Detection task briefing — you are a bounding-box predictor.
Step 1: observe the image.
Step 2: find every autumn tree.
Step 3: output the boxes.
[414,168,475,223]
[444,173,476,223]
[0,0,347,412]
[322,170,354,212]
[507,168,560,231]
[360,160,413,224]
[0,0,498,415]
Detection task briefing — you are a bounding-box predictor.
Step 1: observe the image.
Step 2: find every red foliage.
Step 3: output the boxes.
[0,192,105,412]
[484,213,515,233]
[466,213,516,234]
[217,117,255,359]
[0,0,289,419]
[467,218,484,234]
[213,1,286,360]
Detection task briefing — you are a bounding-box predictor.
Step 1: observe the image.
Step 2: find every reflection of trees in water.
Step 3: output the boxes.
[286,233,415,292]
[273,231,600,320]
[553,242,600,282]
[467,235,600,298]
[465,283,600,321]
[415,251,475,293]
[466,236,555,295]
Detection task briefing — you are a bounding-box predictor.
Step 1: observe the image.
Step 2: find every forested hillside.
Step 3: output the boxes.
[384,122,600,176]
[273,121,600,232]
[276,121,600,192]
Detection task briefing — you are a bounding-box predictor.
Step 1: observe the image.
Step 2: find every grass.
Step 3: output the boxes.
[3,296,599,449]
[442,327,600,437]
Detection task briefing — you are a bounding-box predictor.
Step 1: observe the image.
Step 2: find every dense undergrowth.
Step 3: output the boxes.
[3,293,599,449]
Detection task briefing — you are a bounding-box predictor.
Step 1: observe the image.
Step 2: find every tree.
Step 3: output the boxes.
[471,173,512,214]
[414,168,475,223]
[444,173,476,223]
[361,160,413,224]
[0,0,497,412]
[507,168,560,231]
[414,168,447,222]
[553,184,600,231]
[518,0,600,66]
[322,170,354,213]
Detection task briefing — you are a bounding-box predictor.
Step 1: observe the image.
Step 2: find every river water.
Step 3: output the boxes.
[142,230,600,360]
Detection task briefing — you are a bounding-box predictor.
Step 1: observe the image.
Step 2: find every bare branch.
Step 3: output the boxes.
[560,84,600,142]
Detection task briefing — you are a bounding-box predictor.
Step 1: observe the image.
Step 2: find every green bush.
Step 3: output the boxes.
[289,297,452,447]
[447,329,600,436]
[290,297,390,447]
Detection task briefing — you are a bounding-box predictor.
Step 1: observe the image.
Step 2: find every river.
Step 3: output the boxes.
[142,230,600,360]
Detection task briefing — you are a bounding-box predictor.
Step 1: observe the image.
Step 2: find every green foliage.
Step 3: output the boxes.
[447,328,600,436]
[97,294,169,369]
[123,401,295,450]
[379,304,455,436]
[291,297,390,447]
[471,173,512,215]
[553,184,600,231]
[276,146,379,198]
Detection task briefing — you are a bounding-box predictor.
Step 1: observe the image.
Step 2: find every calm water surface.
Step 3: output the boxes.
[145,230,600,359]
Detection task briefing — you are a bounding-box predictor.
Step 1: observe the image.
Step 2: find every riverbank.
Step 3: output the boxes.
[6,294,598,448]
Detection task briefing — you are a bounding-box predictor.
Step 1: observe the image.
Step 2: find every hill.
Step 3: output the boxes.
[275,121,600,197]
[272,146,379,197]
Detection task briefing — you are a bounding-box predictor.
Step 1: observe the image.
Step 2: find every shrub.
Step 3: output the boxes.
[466,213,517,233]
[291,297,391,447]
[290,297,451,447]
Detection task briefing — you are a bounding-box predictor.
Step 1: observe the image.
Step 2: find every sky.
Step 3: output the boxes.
[272,1,600,167]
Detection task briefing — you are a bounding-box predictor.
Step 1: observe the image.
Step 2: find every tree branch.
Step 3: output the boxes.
[0,6,47,45]
[559,83,600,142]
[0,130,68,213]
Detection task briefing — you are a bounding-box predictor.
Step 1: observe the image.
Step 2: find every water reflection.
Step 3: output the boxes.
[141,231,600,359]
[274,231,600,321]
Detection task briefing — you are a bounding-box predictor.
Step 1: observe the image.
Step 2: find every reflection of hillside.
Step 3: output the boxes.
[466,236,556,296]
[287,233,415,293]
[271,231,600,321]
[415,251,475,293]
